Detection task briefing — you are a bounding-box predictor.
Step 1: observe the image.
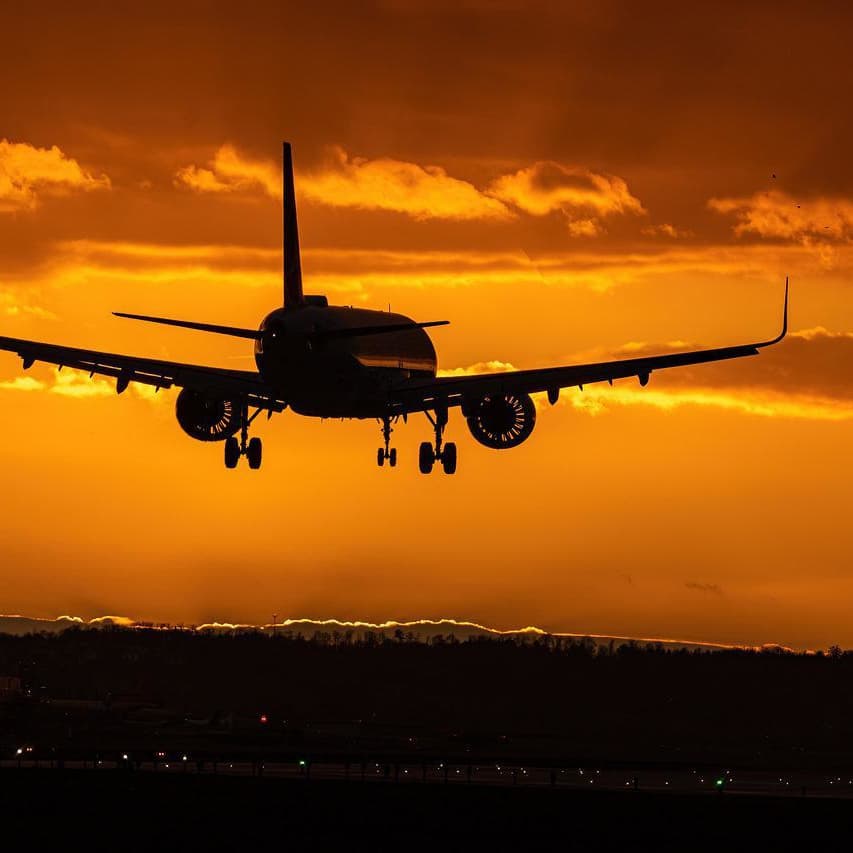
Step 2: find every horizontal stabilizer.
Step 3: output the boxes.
[113,312,262,340]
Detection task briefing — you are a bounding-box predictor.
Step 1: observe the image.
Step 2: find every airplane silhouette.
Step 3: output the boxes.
[0,143,788,473]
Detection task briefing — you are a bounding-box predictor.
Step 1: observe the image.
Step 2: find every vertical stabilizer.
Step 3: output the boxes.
[282,142,304,309]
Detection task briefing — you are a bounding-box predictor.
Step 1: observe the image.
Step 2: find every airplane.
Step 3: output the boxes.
[0,143,788,474]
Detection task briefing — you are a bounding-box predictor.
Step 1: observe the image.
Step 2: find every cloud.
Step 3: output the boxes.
[175,144,280,199]
[438,360,516,377]
[176,144,646,226]
[611,328,853,403]
[299,146,513,221]
[642,223,692,239]
[0,367,159,402]
[488,160,644,234]
[0,140,110,213]
[567,218,603,238]
[709,190,853,245]
[558,327,853,421]
[176,144,512,221]
[0,376,45,392]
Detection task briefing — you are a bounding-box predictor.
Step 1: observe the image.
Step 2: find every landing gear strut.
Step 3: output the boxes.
[420,407,457,475]
[377,415,397,468]
[224,401,263,469]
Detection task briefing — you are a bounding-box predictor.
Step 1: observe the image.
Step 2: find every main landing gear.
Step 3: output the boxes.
[374,410,457,474]
[224,402,263,470]
[377,416,398,468]
[419,408,457,475]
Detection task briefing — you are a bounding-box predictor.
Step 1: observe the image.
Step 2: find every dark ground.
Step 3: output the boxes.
[3,627,853,768]
[3,628,853,849]
[2,768,852,850]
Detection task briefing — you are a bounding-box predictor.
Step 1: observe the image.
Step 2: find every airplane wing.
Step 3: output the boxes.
[392,281,789,414]
[0,335,286,411]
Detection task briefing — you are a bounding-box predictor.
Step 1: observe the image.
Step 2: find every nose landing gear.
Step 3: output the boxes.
[420,407,457,475]
[224,401,263,469]
[377,416,398,467]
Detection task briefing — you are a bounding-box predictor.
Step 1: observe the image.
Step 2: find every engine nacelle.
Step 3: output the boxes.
[175,388,241,442]
[465,393,536,449]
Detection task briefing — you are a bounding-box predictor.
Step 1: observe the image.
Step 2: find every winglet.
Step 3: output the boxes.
[757,276,789,348]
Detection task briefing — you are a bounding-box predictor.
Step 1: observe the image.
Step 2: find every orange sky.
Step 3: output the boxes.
[2,1,853,648]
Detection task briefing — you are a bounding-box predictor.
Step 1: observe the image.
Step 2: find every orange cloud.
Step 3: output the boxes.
[565,383,853,421]
[555,328,853,421]
[488,160,644,234]
[567,218,603,237]
[709,190,853,244]
[0,139,110,213]
[642,223,692,239]
[176,144,513,221]
[0,376,44,392]
[300,146,513,221]
[437,360,516,377]
[175,144,281,199]
[0,367,160,402]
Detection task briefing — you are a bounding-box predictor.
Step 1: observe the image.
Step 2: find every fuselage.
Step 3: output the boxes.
[254,304,437,418]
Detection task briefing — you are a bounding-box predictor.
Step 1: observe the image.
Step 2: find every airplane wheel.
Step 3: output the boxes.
[441,442,457,475]
[247,437,263,470]
[224,437,240,469]
[389,448,397,467]
[418,441,435,474]
[377,448,385,467]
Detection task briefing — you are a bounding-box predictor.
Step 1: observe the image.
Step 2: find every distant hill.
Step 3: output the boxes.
[0,613,745,651]
[0,615,133,636]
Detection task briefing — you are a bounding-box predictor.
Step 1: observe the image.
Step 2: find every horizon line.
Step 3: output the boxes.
[0,612,805,653]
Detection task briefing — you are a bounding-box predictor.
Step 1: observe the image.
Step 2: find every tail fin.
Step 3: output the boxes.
[282,142,304,309]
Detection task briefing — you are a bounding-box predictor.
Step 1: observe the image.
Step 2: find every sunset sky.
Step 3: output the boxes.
[3,1,853,649]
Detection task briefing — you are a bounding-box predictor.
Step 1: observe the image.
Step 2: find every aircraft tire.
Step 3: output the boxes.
[418,441,435,474]
[441,442,457,475]
[224,437,240,469]
[247,437,263,469]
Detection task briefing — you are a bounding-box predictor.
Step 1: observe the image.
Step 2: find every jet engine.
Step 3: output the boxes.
[465,393,536,449]
[175,388,241,442]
